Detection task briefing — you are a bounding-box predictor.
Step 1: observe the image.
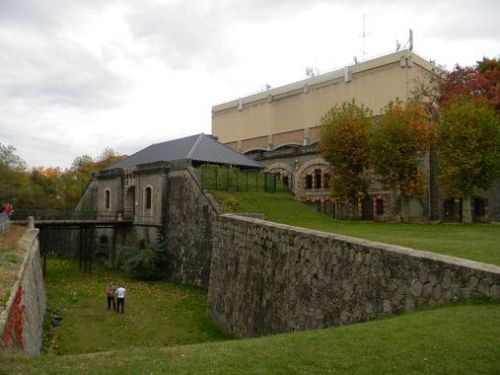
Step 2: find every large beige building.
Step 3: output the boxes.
[212,50,437,220]
[212,50,499,222]
[213,50,435,154]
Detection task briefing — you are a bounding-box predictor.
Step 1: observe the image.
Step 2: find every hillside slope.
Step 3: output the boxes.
[2,301,499,374]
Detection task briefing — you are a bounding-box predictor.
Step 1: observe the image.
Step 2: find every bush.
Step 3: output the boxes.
[123,241,168,280]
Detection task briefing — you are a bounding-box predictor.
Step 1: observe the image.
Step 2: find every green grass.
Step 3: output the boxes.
[40,257,233,355]
[2,301,499,374]
[212,191,500,265]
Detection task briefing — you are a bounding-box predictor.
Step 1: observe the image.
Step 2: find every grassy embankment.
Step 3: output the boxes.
[0,225,25,307]
[212,190,500,266]
[2,300,500,374]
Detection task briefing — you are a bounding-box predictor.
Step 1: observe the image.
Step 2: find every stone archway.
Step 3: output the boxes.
[296,158,330,189]
[266,162,294,190]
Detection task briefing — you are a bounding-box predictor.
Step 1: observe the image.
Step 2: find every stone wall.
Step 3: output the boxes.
[165,166,220,288]
[208,214,500,337]
[0,227,46,355]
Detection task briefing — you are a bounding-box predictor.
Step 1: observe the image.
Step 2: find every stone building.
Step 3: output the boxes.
[77,133,261,286]
[212,50,500,222]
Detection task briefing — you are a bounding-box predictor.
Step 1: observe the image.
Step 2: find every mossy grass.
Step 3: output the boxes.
[211,190,500,266]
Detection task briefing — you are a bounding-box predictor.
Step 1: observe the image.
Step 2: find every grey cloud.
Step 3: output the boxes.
[0,26,128,109]
[0,0,108,31]
[420,1,500,41]
[126,2,234,69]
[124,0,329,70]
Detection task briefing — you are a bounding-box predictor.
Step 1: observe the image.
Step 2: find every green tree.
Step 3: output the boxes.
[124,241,168,280]
[0,143,27,205]
[369,101,433,220]
[437,97,500,222]
[0,143,27,172]
[319,101,371,217]
[71,154,94,175]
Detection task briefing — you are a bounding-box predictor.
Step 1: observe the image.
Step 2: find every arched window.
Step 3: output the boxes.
[283,176,289,187]
[305,175,313,189]
[314,169,322,189]
[324,173,330,189]
[105,190,111,209]
[145,187,152,209]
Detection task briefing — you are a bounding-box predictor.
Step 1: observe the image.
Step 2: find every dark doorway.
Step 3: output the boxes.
[124,187,135,220]
[95,235,109,261]
[443,198,462,222]
[473,197,486,221]
[361,197,373,220]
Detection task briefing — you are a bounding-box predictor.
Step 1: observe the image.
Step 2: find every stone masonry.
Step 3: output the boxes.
[208,214,500,337]
[0,225,47,355]
[165,167,220,287]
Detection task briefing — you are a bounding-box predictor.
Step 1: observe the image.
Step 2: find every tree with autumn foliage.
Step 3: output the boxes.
[440,58,499,111]
[369,101,433,220]
[436,97,500,223]
[319,101,371,217]
[0,144,126,213]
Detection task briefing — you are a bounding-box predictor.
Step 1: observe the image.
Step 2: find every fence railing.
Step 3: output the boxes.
[195,166,289,193]
[10,210,127,221]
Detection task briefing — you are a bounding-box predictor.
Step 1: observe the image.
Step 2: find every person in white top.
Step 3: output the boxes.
[116,286,126,314]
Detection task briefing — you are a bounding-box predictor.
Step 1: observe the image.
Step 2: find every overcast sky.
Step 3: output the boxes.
[1,0,498,168]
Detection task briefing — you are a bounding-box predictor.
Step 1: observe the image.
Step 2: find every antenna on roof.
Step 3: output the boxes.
[396,41,401,51]
[305,66,319,77]
[401,28,414,52]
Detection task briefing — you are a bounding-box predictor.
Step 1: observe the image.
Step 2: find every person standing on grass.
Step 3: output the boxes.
[116,285,126,314]
[106,282,116,310]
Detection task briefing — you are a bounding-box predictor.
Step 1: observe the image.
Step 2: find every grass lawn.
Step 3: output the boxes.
[2,301,499,374]
[212,191,500,266]
[41,257,233,355]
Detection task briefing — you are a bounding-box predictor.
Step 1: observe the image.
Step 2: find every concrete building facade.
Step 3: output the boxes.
[212,50,499,221]
[75,134,262,286]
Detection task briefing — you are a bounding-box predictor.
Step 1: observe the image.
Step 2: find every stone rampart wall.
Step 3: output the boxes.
[165,167,220,288]
[0,227,46,355]
[208,214,500,337]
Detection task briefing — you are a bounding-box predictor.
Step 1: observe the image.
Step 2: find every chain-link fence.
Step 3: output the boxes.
[196,165,289,193]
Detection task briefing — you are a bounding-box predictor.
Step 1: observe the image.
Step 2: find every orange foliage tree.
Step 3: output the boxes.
[319,101,371,217]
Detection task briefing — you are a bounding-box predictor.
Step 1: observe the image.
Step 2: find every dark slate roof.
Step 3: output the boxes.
[105,133,262,170]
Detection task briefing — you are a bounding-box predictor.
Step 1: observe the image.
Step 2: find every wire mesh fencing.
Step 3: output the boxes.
[195,165,289,193]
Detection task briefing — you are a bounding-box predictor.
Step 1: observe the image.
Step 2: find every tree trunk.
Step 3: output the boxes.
[462,195,472,223]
